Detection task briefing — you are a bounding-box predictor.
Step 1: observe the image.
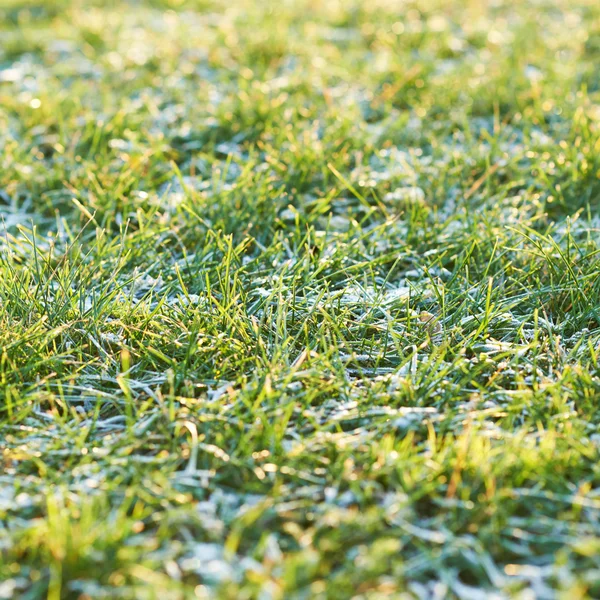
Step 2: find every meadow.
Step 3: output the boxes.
[1,0,600,597]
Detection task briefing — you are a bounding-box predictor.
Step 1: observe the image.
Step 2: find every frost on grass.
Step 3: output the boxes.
[1,0,600,598]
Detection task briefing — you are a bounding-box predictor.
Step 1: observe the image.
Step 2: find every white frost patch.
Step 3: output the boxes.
[341,285,412,306]
[384,186,426,204]
[180,543,263,584]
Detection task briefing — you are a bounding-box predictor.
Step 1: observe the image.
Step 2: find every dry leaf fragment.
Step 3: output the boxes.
[419,311,442,335]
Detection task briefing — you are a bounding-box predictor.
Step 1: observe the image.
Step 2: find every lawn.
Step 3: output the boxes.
[1,0,600,597]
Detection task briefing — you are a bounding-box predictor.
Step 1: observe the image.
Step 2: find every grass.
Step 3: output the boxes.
[1,0,600,597]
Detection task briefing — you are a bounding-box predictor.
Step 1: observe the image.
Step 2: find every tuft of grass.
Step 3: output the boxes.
[1,0,600,597]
